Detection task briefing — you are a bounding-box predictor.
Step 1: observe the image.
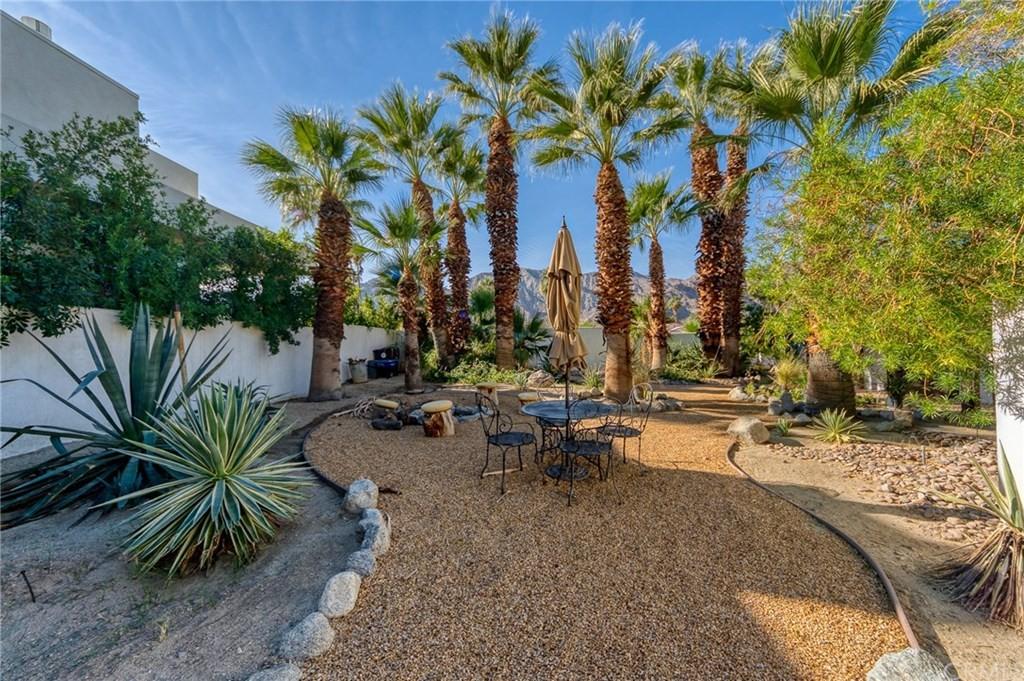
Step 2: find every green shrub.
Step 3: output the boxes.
[812,408,866,444]
[444,359,520,386]
[663,342,721,382]
[1,304,228,527]
[583,368,604,391]
[775,418,792,436]
[772,357,806,392]
[937,446,1023,628]
[104,382,308,576]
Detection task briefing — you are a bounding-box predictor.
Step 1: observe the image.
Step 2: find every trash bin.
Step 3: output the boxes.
[349,359,368,384]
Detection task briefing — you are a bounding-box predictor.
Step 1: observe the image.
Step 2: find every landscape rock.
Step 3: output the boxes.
[792,413,813,426]
[866,647,955,681]
[319,571,361,618]
[360,512,391,556]
[727,386,751,402]
[342,478,378,514]
[767,400,784,416]
[528,370,555,387]
[370,418,402,431]
[345,549,377,577]
[779,390,795,413]
[405,408,425,426]
[278,612,334,662]
[247,663,302,681]
[727,416,771,445]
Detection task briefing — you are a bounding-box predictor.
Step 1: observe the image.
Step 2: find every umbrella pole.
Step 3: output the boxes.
[565,364,571,442]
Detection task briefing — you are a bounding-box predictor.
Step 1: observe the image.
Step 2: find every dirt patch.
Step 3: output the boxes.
[0,397,373,681]
[736,441,1023,681]
[303,384,905,681]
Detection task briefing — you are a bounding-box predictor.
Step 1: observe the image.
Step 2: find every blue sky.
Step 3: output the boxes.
[5,0,927,279]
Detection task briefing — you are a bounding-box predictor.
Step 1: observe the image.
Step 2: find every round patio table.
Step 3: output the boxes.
[521,399,616,480]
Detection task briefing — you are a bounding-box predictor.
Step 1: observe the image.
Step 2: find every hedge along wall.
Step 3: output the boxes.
[0,308,402,458]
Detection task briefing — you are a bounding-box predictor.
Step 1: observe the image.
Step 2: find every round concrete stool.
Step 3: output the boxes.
[421,400,455,437]
[476,382,500,404]
[517,391,542,407]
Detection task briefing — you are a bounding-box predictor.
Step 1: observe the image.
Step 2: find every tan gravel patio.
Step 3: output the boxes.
[303,384,905,680]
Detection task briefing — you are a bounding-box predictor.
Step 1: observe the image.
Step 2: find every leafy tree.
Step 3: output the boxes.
[356,198,443,391]
[751,64,1024,393]
[360,84,457,366]
[527,23,679,401]
[627,173,697,370]
[242,108,381,400]
[435,134,485,356]
[440,10,558,368]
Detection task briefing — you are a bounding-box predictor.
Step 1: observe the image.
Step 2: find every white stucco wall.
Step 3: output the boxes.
[0,309,401,458]
[576,328,698,370]
[994,308,1024,484]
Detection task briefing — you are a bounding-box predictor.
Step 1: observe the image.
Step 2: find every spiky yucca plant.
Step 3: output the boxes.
[773,357,806,392]
[811,408,866,444]
[103,383,308,576]
[938,446,1023,629]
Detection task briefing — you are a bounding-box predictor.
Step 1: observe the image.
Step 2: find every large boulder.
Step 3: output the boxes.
[342,478,378,514]
[727,416,770,445]
[528,370,555,388]
[247,664,302,681]
[278,612,334,662]
[319,571,361,618]
[727,386,750,402]
[866,648,955,681]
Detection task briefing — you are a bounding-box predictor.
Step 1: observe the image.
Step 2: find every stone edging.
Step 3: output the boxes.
[245,478,391,681]
[724,441,920,650]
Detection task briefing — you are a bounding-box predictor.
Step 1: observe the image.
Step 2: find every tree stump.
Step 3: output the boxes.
[421,400,455,437]
[476,382,500,404]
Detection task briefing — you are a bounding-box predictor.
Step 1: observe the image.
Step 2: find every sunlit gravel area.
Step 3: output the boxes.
[304,384,904,680]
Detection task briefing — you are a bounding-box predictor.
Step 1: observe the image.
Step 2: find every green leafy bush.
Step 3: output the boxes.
[772,357,806,392]
[1,305,228,527]
[811,408,866,444]
[105,382,308,576]
[444,359,520,386]
[937,446,1023,629]
[662,342,721,382]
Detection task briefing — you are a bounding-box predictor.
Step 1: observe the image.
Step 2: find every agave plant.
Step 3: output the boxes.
[937,446,1023,629]
[811,408,866,444]
[775,418,792,437]
[102,382,309,576]
[1,305,228,527]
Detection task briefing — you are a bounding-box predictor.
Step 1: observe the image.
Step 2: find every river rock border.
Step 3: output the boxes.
[245,478,391,681]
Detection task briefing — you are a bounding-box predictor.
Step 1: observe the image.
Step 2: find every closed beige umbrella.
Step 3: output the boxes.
[546,218,587,408]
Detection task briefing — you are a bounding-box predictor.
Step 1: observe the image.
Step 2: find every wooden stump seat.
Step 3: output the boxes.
[422,400,455,437]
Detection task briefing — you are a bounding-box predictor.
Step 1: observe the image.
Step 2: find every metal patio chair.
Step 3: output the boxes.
[476,392,537,495]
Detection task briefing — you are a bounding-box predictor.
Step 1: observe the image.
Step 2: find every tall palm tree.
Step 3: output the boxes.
[528,24,680,402]
[668,46,729,364]
[628,173,698,370]
[359,84,458,366]
[435,134,485,357]
[242,108,381,400]
[355,199,443,391]
[724,0,960,411]
[440,11,558,368]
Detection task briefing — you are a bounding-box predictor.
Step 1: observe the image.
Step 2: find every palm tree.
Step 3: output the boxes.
[355,199,443,391]
[528,23,680,402]
[628,173,698,370]
[668,46,729,365]
[469,278,496,341]
[435,134,485,357]
[359,84,458,366]
[440,11,558,368]
[723,0,960,411]
[242,108,381,400]
[513,308,553,367]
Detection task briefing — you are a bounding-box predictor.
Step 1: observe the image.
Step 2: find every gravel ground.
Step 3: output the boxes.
[304,384,904,680]
[764,434,1000,544]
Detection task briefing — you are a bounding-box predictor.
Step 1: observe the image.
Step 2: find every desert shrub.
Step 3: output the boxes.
[444,359,520,386]
[772,357,806,392]
[775,418,792,436]
[663,342,721,382]
[106,382,308,576]
[937,446,1023,629]
[583,367,604,391]
[0,305,228,527]
[811,408,866,444]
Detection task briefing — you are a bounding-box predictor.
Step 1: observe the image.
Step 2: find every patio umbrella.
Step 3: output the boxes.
[545,218,588,413]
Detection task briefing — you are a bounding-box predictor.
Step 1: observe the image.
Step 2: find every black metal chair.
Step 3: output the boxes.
[557,398,615,505]
[599,382,654,466]
[476,393,537,495]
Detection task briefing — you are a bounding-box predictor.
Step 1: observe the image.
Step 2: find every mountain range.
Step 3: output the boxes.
[468,268,698,323]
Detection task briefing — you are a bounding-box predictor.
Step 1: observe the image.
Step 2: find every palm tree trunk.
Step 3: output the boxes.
[720,122,749,377]
[805,333,856,414]
[486,115,519,369]
[648,238,669,371]
[412,178,451,366]
[445,199,471,357]
[595,162,633,402]
[691,120,726,364]
[308,192,350,401]
[399,269,422,391]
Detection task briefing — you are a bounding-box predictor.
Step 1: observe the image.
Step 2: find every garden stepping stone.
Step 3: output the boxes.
[319,571,361,618]
[278,612,334,662]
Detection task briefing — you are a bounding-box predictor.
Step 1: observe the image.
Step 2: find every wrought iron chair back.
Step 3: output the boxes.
[475,392,514,438]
